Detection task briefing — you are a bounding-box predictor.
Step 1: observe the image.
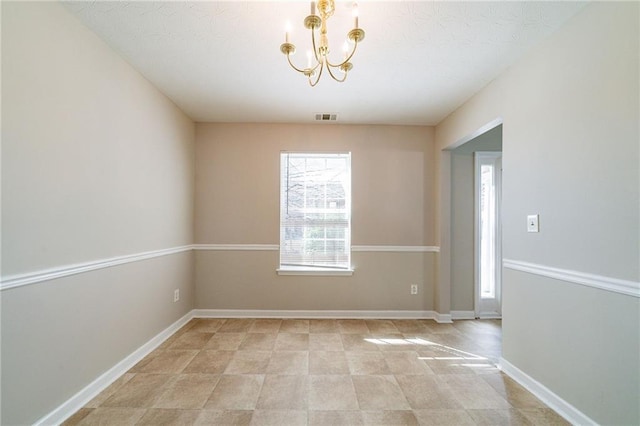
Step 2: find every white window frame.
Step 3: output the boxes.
[277,152,353,276]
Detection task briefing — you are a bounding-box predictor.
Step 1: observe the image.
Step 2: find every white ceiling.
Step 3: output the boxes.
[63,1,587,126]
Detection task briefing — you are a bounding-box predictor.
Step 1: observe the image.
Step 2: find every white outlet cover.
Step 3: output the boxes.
[527,214,539,232]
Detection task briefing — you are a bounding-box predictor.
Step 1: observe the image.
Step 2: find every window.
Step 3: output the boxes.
[279,152,351,272]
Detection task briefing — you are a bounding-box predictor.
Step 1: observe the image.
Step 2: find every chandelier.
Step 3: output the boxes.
[280,0,365,87]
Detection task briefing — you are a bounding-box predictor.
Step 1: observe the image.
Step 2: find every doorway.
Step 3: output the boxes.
[444,121,502,320]
[474,152,502,318]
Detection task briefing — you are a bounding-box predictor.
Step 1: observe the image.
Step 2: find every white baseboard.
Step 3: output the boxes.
[434,312,453,323]
[499,357,597,426]
[451,310,476,320]
[35,311,195,426]
[194,309,460,323]
[193,309,439,320]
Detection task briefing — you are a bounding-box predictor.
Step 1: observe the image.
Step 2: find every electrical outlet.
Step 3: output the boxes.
[410,284,418,295]
[174,289,180,302]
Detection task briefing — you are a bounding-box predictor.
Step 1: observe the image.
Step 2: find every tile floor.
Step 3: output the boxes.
[63,318,568,425]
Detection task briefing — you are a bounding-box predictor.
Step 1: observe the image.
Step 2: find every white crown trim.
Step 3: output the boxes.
[499,357,597,426]
[503,258,639,298]
[1,245,192,291]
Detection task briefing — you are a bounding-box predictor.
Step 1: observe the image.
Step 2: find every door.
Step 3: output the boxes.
[474,152,502,318]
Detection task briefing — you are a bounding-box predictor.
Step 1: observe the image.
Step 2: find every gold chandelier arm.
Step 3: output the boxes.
[286,53,308,74]
[308,62,325,87]
[326,39,359,69]
[326,62,348,83]
[310,26,321,65]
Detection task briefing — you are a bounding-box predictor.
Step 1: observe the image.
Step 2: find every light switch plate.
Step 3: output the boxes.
[527,214,539,233]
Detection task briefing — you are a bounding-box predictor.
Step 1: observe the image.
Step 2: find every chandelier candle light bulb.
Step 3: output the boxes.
[280,0,364,86]
[353,3,359,29]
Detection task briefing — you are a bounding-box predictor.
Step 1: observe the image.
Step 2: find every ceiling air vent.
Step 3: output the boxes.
[315,113,338,122]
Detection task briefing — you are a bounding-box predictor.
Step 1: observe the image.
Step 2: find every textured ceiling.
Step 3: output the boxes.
[63,1,587,125]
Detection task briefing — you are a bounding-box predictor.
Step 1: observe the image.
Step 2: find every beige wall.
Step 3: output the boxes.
[195,123,435,246]
[436,2,639,424]
[195,123,436,311]
[1,2,195,424]
[196,251,434,311]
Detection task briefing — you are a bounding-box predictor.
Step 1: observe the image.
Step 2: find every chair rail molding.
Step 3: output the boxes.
[503,259,640,298]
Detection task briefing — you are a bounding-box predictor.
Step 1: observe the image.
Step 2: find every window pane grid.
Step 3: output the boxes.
[280,152,351,269]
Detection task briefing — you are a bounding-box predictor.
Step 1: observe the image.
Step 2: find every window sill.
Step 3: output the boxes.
[277,267,354,276]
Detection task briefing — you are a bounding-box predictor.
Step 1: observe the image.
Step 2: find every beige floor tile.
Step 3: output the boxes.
[279,319,309,333]
[76,407,146,425]
[266,351,308,375]
[189,319,227,333]
[239,333,277,351]
[352,375,410,410]
[309,351,350,374]
[183,350,234,374]
[157,323,197,350]
[194,409,253,425]
[309,375,359,410]
[137,408,201,425]
[481,373,546,408]
[102,374,173,407]
[341,334,381,351]
[85,373,135,408]
[61,408,94,425]
[128,351,160,373]
[309,410,363,425]
[250,319,283,333]
[413,409,476,425]
[374,335,420,352]
[338,319,370,334]
[218,318,255,333]
[154,374,220,409]
[204,332,246,350]
[395,375,462,409]
[435,374,510,409]
[383,351,433,375]
[225,351,271,374]
[362,410,418,425]
[424,322,464,334]
[421,358,480,375]
[518,408,571,425]
[256,375,308,409]
[466,408,534,425]
[346,352,392,375]
[309,319,338,333]
[274,333,309,351]
[365,319,401,334]
[391,320,430,334]
[205,375,264,410]
[135,350,199,374]
[167,331,215,350]
[249,410,307,425]
[309,333,344,351]
[62,319,568,426]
